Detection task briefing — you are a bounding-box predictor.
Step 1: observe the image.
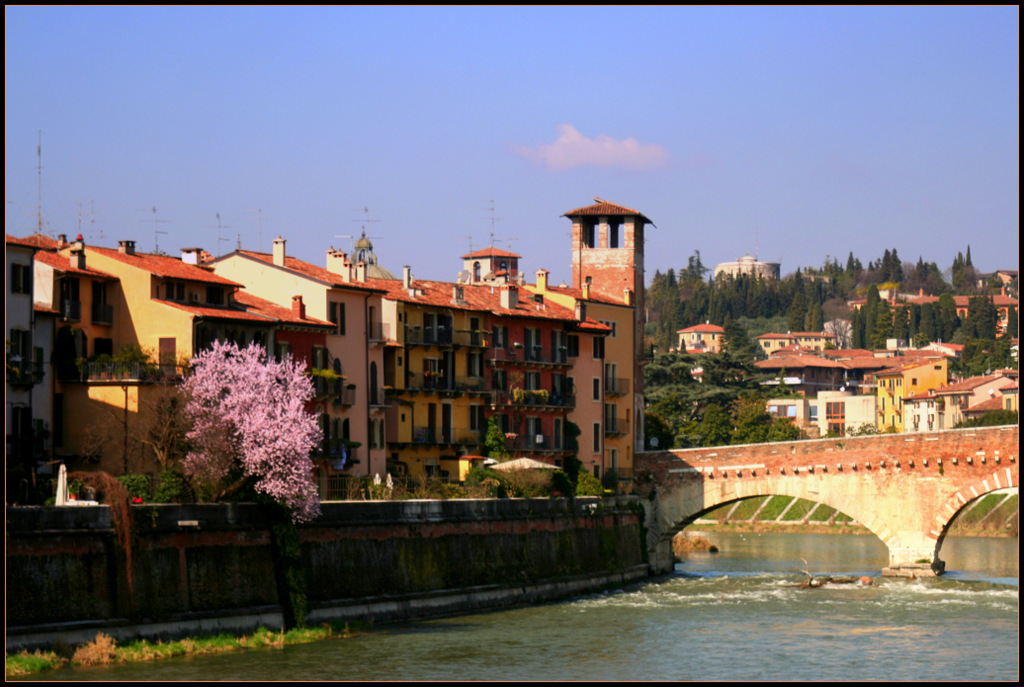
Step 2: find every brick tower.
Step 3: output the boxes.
[564,197,653,455]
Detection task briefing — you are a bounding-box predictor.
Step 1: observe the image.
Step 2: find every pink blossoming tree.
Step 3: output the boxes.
[182,340,322,522]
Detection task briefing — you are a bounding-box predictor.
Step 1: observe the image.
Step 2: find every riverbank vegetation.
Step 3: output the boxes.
[5,623,365,678]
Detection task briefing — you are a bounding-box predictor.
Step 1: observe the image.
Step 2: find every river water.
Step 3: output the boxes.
[26,532,1018,681]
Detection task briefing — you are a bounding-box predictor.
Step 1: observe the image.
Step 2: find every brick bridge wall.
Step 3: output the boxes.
[6,497,645,651]
[635,425,1018,576]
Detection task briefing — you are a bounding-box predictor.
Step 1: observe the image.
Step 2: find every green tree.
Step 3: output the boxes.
[483,416,508,460]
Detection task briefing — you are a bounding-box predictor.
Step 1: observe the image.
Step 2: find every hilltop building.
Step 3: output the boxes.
[713,254,780,281]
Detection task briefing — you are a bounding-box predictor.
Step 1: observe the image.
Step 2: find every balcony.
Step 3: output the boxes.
[490,390,575,409]
[605,377,631,397]
[333,383,356,406]
[91,303,114,325]
[604,417,630,436]
[503,433,565,454]
[6,359,40,387]
[60,300,82,322]
[486,347,570,368]
[367,322,391,342]
[73,361,183,383]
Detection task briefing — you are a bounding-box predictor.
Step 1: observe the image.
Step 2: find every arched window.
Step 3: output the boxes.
[473,261,481,282]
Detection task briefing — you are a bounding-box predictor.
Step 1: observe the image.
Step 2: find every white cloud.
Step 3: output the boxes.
[513,124,669,170]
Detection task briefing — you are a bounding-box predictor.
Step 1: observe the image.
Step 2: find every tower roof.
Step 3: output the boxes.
[563,197,653,225]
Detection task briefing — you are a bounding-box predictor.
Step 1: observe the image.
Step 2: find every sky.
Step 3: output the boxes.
[5,7,1019,287]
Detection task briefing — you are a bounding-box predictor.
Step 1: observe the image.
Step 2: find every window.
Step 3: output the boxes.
[593,422,602,452]
[329,302,346,335]
[525,371,541,391]
[567,334,580,358]
[826,401,845,436]
[593,336,605,359]
[275,341,292,362]
[492,325,509,349]
[593,377,601,401]
[470,405,485,433]
[582,220,597,248]
[468,352,483,378]
[492,368,507,392]
[11,263,32,294]
[206,286,224,305]
[608,220,620,248]
[599,320,617,338]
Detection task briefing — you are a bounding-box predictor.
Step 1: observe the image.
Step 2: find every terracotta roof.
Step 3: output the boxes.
[232,291,334,329]
[678,323,724,334]
[934,374,1015,396]
[88,245,242,286]
[756,355,845,370]
[154,299,278,323]
[820,348,876,359]
[228,250,387,293]
[364,277,610,331]
[540,284,631,307]
[9,233,59,249]
[909,294,1018,307]
[34,304,60,315]
[460,246,521,260]
[965,396,1005,414]
[34,250,119,280]
[562,197,653,225]
[873,357,946,377]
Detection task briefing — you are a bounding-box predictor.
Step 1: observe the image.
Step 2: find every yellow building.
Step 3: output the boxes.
[873,357,948,432]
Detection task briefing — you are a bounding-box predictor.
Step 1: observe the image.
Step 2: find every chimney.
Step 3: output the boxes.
[272,236,286,267]
[582,282,591,300]
[57,234,68,248]
[182,248,201,265]
[326,248,351,282]
[70,234,86,270]
[500,283,519,310]
[575,300,587,321]
[118,240,136,255]
[356,260,367,283]
[403,265,412,289]
[452,285,465,304]
[291,295,306,320]
[536,269,549,292]
[623,288,633,306]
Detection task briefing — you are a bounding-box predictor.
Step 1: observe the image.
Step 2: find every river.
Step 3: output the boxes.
[23,532,1018,681]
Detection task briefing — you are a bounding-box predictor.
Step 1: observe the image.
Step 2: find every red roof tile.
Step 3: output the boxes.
[230,250,387,293]
[34,250,119,280]
[232,291,334,328]
[678,323,724,333]
[89,245,242,286]
[460,246,521,259]
[8,233,59,249]
[563,198,653,224]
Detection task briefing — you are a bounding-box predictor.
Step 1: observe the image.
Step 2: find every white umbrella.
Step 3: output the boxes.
[55,464,68,506]
[490,457,557,471]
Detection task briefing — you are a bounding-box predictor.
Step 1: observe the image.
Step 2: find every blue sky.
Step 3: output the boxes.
[5,7,1018,286]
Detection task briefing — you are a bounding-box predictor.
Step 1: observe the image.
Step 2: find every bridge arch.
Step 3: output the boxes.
[636,425,1018,577]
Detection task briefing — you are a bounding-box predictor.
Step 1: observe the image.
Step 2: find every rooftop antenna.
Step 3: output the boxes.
[247,208,267,252]
[35,131,46,236]
[483,200,501,247]
[349,206,383,255]
[206,212,232,256]
[139,206,169,253]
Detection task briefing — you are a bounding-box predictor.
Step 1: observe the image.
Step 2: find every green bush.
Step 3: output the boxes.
[575,470,603,497]
[152,470,187,503]
[117,474,153,501]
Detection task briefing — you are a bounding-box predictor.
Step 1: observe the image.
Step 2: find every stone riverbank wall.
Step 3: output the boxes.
[6,497,646,651]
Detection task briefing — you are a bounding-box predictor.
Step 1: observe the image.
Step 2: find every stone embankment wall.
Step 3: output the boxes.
[6,497,646,651]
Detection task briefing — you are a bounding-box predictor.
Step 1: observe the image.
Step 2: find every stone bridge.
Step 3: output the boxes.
[635,425,1018,577]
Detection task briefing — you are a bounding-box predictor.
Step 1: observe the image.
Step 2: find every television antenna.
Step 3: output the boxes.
[483,200,501,247]
[246,208,268,252]
[139,206,169,253]
[205,212,232,256]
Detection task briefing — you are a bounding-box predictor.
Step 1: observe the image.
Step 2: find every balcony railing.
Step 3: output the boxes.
[367,322,391,342]
[6,359,40,387]
[64,361,184,383]
[490,390,575,409]
[91,303,114,325]
[333,384,356,406]
[605,377,630,397]
[486,347,570,366]
[604,417,630,436]
[503,433,565,453]
[61,300,82,322]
